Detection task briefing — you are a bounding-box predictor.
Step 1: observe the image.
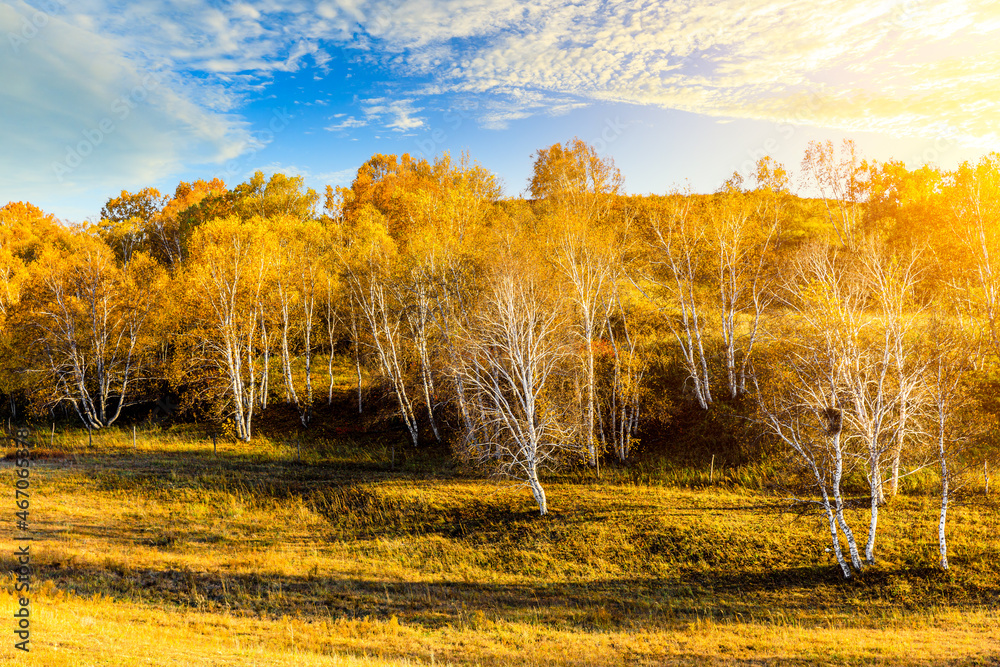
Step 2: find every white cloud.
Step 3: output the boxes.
[6,0,1000,218]
[360,98,425,131]
[324,99,426,132]
[0,1,251,212]
[318,167,358,184]
[319,0,1000,146]
[252,164,357,204]
[474,90,587,130]
[324,116,368,131]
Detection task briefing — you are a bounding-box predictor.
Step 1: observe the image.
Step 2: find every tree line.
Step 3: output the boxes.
[1,139,998,576]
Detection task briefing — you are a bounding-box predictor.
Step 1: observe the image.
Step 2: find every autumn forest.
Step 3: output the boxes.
[4,138,1000,585]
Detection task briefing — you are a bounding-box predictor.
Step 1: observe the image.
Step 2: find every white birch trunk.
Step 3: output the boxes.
[33,250,150,429]
[454,270,577,516]
[359,278,420,447]
[527,459,548,516]
[325,277,340,406]
[939,445,949,570]
[350,304,362,413]
[300,267,316,426]
[259,314,270,409]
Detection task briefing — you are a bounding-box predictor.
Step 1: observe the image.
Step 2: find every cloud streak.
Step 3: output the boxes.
[3,0,997,217]
[0,1,251,211]
[401,0,1000,146]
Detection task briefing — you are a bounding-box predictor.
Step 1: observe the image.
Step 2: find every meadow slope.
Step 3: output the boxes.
[2,418,999,666]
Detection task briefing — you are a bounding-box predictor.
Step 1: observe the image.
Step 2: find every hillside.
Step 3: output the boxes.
[3,405,998,666]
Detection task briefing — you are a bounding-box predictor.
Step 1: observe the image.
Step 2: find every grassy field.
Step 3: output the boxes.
[2,404,999,665]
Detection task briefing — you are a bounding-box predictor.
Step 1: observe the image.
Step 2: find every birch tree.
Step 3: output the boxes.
[345,296,364,411]
[270,217,327,426]
[531,139,624,464]
[710,164,784,398]
[455,261,577,515]
[947,154,1000,360]
[754,339,864,578]
[323,273,342,406]
[551,220,620,465]
[332,152,500,444]
[861,245,927,499]
[407,153,513,445]
[602,289,645,462]
[918,309,981,571]
[20,235,161,428]
[642,192,713,409]
[337,205,421,447]
[928,334,962,571]
[184,216,273,441]
[785,244,894,564]
[395,268,442,443]
[764,241,928,570]
[801,139,865,248]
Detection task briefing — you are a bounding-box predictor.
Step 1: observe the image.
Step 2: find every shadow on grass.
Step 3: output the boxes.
[18,431,1000,636]
[17,553,996,632]
[14,561,839,627]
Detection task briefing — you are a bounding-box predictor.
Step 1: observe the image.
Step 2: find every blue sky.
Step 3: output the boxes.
[2,0,998,222]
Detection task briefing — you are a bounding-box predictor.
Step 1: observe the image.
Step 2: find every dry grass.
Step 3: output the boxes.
[2,408,999,665]
[3,590,999,666]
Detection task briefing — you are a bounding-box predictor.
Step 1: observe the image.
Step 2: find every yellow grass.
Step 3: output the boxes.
[2,423,999,665]
[2,590,997,666]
